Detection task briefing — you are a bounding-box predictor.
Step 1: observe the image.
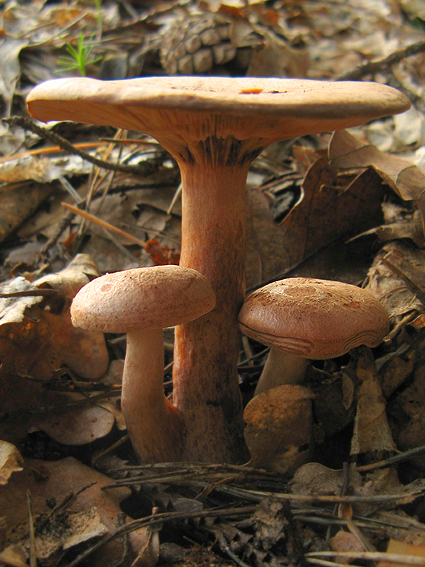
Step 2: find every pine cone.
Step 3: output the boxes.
[160,12,237,75]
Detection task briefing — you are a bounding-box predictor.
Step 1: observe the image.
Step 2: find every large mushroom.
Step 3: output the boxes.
[27,76,409,462]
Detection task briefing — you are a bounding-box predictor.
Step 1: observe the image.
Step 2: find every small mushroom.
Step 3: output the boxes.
[70,265,215,463]
[27,77,409,462]
[238,278,390,396]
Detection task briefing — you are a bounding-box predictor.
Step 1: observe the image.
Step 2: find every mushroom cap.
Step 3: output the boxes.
[27,76,410,147]
[238,278,389,359]
[71,265,216,333]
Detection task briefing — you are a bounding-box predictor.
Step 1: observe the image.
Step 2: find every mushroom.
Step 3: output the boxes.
[70,265,215,463]
[27,76,409,462]
[238,277,390,396]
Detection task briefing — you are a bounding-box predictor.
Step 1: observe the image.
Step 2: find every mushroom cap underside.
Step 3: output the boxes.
[27,76,410,144]
[71,265,216,333]
[238,278,389,359]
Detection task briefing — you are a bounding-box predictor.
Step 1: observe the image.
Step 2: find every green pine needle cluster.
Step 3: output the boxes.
[57,34,101,76]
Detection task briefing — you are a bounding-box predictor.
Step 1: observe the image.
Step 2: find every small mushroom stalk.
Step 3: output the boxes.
[255,350,307,397]
[123,328,183,462]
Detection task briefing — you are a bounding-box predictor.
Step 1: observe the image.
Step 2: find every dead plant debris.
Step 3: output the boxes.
[2,0,425,565]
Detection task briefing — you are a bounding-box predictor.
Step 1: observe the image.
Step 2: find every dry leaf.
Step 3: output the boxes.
[0,441,23,485]
[276,158,385,276]
[0,544,28,567]
[291,462,363,496]
[351,348,397,457]
[353,210,425,248]
[252,500,289,551]
[128,515,160,567]
[329,130,425,233]
[330,530,365,564]
[244,385,314,475]
[245,158,385,286]
[379,539,425,567]
[34,401,116,446]
[0,37,28,111]
[0,456,130,566]
[391,364,425,468]
[0,255,114,446]
[247,27,309,78]
[365,242,425,328]
[0,182,53,243]
[381,350,416,398]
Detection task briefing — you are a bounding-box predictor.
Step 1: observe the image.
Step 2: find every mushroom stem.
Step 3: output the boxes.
[254,350,308,397]
[122,328,184,463]
[173,163,251,463]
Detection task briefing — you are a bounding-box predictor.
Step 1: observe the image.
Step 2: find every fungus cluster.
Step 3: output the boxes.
[27,76,409,463]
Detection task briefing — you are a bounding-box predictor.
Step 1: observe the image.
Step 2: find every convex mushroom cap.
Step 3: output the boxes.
[239,278,389,360]
[71,265,216,332]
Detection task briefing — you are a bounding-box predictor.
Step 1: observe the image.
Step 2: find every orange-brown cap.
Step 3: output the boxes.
[71,265,216,333]
[27,77,410,149]
[238,278,389,360]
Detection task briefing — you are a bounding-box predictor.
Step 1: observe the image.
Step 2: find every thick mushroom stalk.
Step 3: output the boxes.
[174,164,251,461]
[27,76,410,463]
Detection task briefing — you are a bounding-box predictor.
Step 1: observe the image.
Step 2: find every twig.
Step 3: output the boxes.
[62,201,147,248]
[37,483,96,531]
[63,505,257,567]
[209,483,425,505]
[27,491,37,567]
[356,444,425,472]
[3,116,158,175]
[0,289,58,298]
[336,39,425,81]
[307,551,425,565]
[221,539,252,567]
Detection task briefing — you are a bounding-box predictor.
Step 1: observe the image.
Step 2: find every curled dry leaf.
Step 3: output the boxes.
[244,384,314,475]
[365,241,425,330]
[353,210,425,248]
[329,129,425,234]
[0,440,23,485]
[350,348,397,458]
[245,158,386,286]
